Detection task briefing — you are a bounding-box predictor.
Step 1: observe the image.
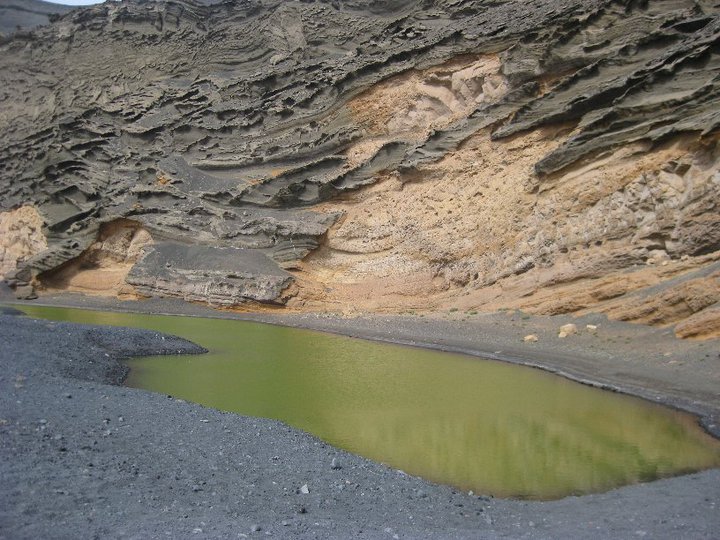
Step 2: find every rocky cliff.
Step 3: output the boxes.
[0,0,72,37]
[1,0,719,338]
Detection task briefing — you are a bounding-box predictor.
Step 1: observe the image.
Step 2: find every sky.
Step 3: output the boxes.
[44,0,108,5]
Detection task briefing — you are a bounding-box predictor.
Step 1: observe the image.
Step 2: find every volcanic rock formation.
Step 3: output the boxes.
[1,0,719,337]
[0,0,72,37]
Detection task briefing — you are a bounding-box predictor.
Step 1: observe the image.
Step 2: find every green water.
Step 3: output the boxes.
[17,305,720,500]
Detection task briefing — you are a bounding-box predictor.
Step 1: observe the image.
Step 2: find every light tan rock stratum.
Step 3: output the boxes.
[292,127,720,338]
[0,206,47,280]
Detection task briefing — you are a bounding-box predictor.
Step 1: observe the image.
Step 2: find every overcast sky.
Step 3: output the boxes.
[45,0,108,5]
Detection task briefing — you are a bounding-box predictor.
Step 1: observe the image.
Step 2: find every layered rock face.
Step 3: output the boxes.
[1,0,719,335]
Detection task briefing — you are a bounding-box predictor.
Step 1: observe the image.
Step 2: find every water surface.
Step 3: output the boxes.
[18,305,720,499]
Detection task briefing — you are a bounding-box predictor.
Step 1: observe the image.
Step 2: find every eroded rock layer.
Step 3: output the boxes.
[1,0,719,333]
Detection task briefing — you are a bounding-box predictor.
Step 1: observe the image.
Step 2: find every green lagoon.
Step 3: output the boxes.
[18,305,720,499]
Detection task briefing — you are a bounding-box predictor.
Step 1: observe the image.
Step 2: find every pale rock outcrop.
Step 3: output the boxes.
[0,206,46,280]
[675,305,720,340]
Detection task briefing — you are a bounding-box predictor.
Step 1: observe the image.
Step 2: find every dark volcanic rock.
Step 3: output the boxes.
[127,242,294,305]
[0,0,72,37]
[0,0,719,308]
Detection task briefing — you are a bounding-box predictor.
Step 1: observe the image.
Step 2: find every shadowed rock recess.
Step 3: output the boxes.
[1,0,719,336]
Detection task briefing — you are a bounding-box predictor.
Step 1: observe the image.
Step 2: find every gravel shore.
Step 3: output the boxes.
[1,292,719,538]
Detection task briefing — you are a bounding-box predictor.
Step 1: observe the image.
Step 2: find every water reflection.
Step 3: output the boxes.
[19,305,720,499]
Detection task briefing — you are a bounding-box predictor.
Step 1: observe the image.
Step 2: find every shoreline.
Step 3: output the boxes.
[1,291,720,538]
[7,290,720,440]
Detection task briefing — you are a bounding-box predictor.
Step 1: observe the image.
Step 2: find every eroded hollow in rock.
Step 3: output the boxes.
[38,219,153,298]
[347,54,508,142]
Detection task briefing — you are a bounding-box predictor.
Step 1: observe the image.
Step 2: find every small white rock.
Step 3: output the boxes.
[523,334,538,343]
[300,484,309,494]
[558,323,578,338]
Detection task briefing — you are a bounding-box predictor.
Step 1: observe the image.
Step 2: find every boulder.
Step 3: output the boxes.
[14,284,37,300]
[558,323,578,339]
